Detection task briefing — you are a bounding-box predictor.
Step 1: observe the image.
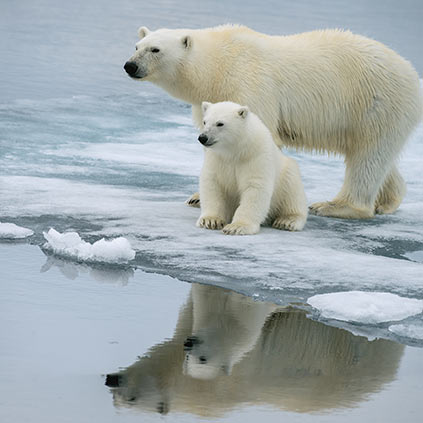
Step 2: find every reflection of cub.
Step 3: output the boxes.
[106,284,404,416]
[183,284,277,379]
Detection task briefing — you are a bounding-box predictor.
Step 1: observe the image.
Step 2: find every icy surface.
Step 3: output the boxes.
[43,228,135,264]
[389,323,423,340]
[308,291,423,324]
[1,92,422,342]
[0,222,34,239]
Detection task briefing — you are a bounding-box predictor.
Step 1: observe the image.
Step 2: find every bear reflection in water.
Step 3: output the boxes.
[105,283,403,416]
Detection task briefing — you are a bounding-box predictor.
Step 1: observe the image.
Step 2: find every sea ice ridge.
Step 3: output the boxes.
[43,228,135,264]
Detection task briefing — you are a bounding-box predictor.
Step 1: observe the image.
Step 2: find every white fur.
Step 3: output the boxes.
[196,101,307,235]
[126,25,423,219]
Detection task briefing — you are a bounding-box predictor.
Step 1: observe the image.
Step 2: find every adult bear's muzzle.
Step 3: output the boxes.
[124,61,138,76]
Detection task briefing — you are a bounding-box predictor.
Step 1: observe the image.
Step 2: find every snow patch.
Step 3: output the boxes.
[388,323,423,340]
[308,291,423,324]
[0,222,34,239]
[43,228,135,264]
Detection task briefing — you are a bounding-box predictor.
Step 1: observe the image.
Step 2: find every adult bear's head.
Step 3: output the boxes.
[124,27,193,82]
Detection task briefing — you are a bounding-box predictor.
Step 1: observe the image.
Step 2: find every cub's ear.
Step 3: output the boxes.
[138,26,150,39]
[182,35,192,49]
[202,101,212,114]
[238,106,249,119]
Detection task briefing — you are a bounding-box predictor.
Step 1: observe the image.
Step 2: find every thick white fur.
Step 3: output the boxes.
[196,101,307,235]
[127,25,423,219]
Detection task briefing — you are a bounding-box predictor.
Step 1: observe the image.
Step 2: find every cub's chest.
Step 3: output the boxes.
[214,163,246,195]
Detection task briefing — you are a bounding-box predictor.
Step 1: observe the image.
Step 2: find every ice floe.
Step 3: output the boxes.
[43,228,135,264]
[388,323,423,340]
[1,86,422,345]
[308,291,423,324]
[0,222,34,239]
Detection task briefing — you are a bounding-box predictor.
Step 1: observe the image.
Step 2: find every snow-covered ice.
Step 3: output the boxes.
[43,228,135,264]
[308,291,423,324]
[0,222,34,239]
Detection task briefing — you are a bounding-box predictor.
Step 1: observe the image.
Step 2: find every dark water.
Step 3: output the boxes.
[1,0,422,102]
[1,244,423,422]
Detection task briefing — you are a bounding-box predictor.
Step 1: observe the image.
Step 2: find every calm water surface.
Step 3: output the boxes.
[1,244,422,422]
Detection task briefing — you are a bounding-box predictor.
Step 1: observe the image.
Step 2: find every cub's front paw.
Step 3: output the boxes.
[185,192,200,208]
[222,222,259,235]
[197,216,226,230]
[272,215,306,231]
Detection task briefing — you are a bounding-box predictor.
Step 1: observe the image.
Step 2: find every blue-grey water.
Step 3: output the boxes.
[1,1,423,421]
[1,244,423,423]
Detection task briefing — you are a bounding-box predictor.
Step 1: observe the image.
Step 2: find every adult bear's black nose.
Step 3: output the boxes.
[198,134,208,145]
[105,373,121,387]
[124,61,138,76]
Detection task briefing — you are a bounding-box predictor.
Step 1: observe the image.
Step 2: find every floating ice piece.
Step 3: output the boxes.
[43,228,135,264]
[308,291,423,324]
[0,222,34,239]
[388,323,423,340]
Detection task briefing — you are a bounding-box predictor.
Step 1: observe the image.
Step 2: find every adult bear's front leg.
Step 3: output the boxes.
[309,146,399,219]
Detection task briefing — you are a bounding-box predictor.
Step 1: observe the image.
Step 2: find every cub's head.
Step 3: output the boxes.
[124,27,192,82]
[183,332,233,380]
[198,101,249,153]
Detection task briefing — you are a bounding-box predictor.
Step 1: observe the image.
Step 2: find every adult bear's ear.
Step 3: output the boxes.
[202,101,212,114]
[138,26,150,39]
[238,106,249,118]
[182,35,192,49]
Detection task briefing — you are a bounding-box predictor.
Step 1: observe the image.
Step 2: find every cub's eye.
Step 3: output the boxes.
[151,47,160,53]
[203,120,206,125]
[216,122,224,127]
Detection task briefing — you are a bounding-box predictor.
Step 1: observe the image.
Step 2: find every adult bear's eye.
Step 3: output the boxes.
[151,47,160,53]
[216,122,224,127]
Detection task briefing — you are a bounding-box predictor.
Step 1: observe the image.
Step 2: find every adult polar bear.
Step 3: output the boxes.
[124,25,422,219]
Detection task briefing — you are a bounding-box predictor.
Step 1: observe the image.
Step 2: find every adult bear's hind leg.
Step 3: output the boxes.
[309,146,396,219]
[374,165,406,215]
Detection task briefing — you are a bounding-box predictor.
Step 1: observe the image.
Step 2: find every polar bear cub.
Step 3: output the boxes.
[197,101,307,235]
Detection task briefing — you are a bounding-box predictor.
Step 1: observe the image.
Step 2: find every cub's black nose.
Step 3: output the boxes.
[184,336,200,350]
[198,134,208,145]
[124,61,138,76]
